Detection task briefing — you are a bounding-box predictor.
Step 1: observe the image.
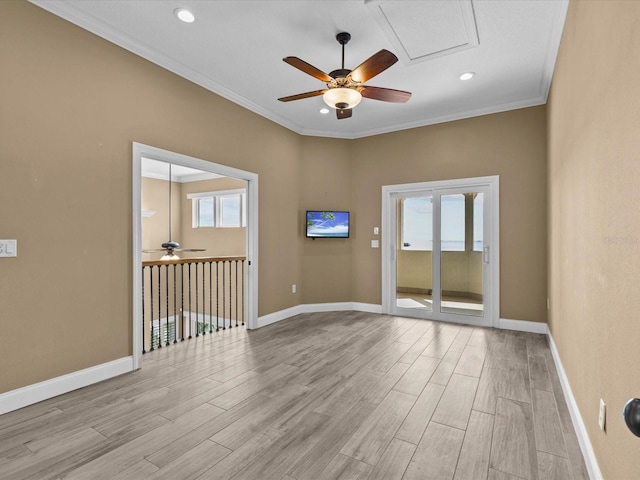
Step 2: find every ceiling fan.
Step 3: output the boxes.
[142,163,205,260]
[278,32,411,120]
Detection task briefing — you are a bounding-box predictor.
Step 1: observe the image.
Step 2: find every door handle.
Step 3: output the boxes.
[483,246,490,264]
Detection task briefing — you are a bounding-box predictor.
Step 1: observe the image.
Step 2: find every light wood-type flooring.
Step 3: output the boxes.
[0,311,589,480]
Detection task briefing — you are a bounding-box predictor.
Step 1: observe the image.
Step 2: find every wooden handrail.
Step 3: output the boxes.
[142,256,246,267]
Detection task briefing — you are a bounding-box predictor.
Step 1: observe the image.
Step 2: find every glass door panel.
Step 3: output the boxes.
[395,196,433,311]
[440,193,484,316]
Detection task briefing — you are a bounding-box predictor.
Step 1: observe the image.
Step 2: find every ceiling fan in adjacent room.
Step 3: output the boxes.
[142,163,205,260]
[278,32,411,120]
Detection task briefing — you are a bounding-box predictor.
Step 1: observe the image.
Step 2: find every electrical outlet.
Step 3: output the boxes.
[292,284,296,294]
[599,398,606,431]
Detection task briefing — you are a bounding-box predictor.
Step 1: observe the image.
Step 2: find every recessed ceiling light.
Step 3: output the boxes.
[174,8,195,23]
[459,72,475,81]
[319,108,330,115]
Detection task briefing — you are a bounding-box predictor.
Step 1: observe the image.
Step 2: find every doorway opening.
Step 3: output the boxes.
[382,176,499,327]
[132,143,258,369]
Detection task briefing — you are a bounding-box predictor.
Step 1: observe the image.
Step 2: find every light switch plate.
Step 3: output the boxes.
[0,240,17,257]
[371,240,379,248]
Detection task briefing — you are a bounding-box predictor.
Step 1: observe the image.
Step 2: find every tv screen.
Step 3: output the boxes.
[306,211,350,238]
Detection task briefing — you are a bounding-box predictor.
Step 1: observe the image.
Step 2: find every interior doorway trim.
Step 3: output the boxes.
[381,175,500,327]
[132,143,259,370]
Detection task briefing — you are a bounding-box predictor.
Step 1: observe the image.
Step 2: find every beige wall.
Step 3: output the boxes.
[179,177,247,258]
[548,1,640,477]
[141,177,182,260]
[140,175,246,309]
[0,0,302,393]
[350,107,548,322]
[299,137,353,304]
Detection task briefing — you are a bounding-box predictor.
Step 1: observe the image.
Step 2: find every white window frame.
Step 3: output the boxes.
[187,189,247,228]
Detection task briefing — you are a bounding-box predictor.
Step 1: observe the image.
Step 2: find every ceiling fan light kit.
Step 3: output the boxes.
[278,31,411,120]
[323,87,362,109]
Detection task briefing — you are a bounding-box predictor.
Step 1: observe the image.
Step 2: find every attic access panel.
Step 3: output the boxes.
[366,0,479,65]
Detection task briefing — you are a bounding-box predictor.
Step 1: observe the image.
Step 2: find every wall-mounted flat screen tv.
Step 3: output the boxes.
[306,211,350,238]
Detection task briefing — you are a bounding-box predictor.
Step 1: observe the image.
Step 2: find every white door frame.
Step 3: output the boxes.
[132,142,259,370]
[381,175,500,327]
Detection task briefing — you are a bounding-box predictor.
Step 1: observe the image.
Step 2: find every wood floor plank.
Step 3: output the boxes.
[318,453,372,480]
[421,328,460,359]
[0,427,107,480]
[392,355,441,396]
[488,468,526,480]
[562,432,590,480]
[537,451,573,480]
[403,422,465,480]
[449,327,474,353]
[454,345,487,378]
[543,352,575,434]
[340,390,416,465]
[429,347,464,386]
[146,439,230,480]
[360,362,411,406]
[497,363,531,404]
[453,410,494,480]
[286,401,377,480]
[369,341,413,373]
[110,459,159,480]
[366,438,416,480]
[395,382,445,445]
[431,374,479,430]
[473,366,500,414]
[0,312,589,480]
[218,411,334,480]
[194,426,286,480]
[314,367,382,418]
[528,354,552,392]
[531,389,567,458]
[62,403,224,480]
[398,326,436,364]
[490,398,538,480]
[209,364,299,409]
[147,393,274,468]
[210,383,311,451]
[159,370,260,420]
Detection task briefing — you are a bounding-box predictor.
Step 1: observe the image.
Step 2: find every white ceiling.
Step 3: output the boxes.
[141,158,221,183]
[31,0,568,140]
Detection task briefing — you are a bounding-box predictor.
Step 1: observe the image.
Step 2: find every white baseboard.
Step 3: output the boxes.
[0,356,134,416]
[548,334,603,480]
[256,302,383,328]
[499,317,549,334]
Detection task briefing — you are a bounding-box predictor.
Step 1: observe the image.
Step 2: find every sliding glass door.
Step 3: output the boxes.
[383,177,498,327]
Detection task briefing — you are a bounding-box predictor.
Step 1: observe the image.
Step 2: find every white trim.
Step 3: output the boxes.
[132,142,259,364]
[498,317,549,334]
[186,188,245,200]
[256,302,383,328]
[381,176,500,328]
[0,357,134,416]
[548,334,603,480]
